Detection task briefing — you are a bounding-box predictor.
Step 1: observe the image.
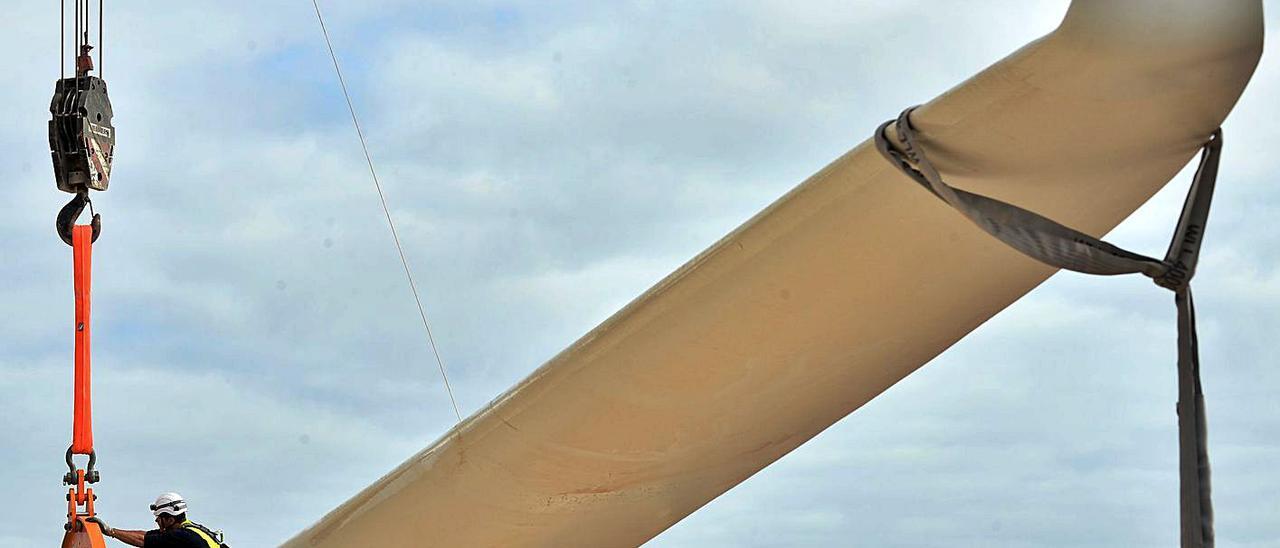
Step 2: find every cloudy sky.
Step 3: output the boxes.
[1,1,1276,546]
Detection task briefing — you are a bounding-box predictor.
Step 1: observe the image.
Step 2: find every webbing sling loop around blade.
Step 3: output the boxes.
[875,106,1219,548]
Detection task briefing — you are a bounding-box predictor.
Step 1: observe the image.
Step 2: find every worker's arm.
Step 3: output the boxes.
[104,528,147,546]
[87,518,148,547]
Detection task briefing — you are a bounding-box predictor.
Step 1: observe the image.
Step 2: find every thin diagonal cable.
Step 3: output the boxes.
[311,0,462,422]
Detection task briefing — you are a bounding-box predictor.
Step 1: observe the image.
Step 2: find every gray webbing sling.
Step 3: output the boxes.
[875,106,1220,548]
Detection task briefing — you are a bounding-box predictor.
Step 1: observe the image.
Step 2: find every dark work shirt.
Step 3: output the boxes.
[143,526,214,548]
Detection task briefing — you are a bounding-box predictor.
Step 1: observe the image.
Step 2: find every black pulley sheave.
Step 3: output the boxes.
[50,45,114,245]
[49,67,114,193]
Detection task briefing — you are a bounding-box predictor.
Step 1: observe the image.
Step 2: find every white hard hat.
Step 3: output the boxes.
[150,492,188,517]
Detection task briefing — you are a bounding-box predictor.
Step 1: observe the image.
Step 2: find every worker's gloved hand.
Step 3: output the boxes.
[86,516,113,535]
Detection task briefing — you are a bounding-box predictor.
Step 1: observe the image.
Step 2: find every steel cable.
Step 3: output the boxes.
[310,0,463,422]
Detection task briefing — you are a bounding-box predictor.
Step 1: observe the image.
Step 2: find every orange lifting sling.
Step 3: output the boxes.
[72,223,94,455]
[62,225,106,548]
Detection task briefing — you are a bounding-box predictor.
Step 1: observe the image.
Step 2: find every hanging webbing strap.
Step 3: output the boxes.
[71,224,95,455]
[875,106,1219,548]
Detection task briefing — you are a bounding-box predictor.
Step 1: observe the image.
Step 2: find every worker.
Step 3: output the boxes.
[87,492,225,547]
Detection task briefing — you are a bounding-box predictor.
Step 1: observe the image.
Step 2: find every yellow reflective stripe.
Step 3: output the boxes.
[181,520,220,548]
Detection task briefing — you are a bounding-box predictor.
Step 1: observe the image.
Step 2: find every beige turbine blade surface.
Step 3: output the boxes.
[285,1,1263,546]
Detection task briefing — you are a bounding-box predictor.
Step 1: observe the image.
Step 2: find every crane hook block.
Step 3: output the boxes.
[49,59,115,194]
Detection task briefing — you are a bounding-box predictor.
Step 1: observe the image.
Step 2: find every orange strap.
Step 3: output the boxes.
[71,225,94,455]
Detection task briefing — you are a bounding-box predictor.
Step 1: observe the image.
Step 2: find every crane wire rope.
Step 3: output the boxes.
[64,1,100,75]
[310,0,463,422]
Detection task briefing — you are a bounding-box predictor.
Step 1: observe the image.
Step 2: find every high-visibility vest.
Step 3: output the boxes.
[180,520,226,548]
